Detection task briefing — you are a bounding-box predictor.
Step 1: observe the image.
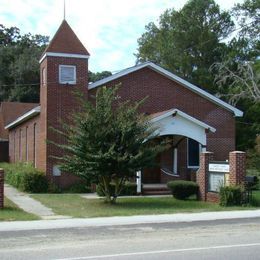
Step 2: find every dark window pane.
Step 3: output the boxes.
[188,138,199,167]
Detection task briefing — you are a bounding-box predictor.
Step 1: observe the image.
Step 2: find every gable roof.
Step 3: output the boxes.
[0,102,38,138]
[151,108,216,133]
[89,62,243,117]
[42,20,89,57]
[5,106,40,130]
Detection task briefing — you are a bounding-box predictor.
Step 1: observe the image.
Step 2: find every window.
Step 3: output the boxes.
[14,131,16,162]
[187,138,200,168]
[25,126,28,161]
[42,67,46,85]
[33,123,37,167]
[59,65,76,84]
[19,129,22,161]
[53,165,61,176]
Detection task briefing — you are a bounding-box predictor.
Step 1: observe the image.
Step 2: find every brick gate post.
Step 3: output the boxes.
[229,151,246,186]
[0,168,4,209]
[197,152,214,201]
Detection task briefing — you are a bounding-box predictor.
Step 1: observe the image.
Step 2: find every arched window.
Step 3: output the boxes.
[25,126,28,161]
[33,123,37,167]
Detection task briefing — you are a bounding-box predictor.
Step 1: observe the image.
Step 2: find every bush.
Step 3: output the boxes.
[97,182,137,197]
[219,186,243,206]
[167,180,199,200]
[1,163,48,193]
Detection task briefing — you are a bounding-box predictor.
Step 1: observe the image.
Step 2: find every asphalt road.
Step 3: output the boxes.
[0,218,260,260]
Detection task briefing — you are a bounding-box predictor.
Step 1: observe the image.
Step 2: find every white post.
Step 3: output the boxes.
[136,170,142,194]
[173,148,178,174]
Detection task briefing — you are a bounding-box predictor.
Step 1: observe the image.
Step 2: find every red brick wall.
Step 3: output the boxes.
[197,152,214,201]
[229,151,246,186]
[0,169,3,209]
[40,56,88,188]
[89,67,236,160]
[9,116,40,166]
[197,151,246,203]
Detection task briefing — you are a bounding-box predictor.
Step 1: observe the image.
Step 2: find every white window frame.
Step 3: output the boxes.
[42,67,46,85]
[187,138,201,169]
[59,65,76,84]
[53,165,61,176]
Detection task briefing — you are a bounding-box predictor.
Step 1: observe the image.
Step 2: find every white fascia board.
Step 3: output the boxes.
[89,61,243,117]
[39,52,89,63]
[150,108,216,133]
[5,106,41,130]
[88,62,151,90]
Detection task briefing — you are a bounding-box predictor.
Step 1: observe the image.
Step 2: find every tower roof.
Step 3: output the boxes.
[43,20,89,55]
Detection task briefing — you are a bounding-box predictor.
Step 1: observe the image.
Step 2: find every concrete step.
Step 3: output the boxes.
[143,190,171,195]
[142,184,171,195]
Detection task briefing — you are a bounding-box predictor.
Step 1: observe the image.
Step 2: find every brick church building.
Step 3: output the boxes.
[1,20,243,190]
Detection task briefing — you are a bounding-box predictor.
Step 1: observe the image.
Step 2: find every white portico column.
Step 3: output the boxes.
[201,146,207,152]
[136,170,142,194]
[173,148,178,174]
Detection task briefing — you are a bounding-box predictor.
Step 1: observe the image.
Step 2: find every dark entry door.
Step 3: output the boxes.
[142,167,161,183]
[142,155,161,183]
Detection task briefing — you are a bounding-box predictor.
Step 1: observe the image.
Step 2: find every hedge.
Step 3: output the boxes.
[1,162,48,193]
[167,180,199,200]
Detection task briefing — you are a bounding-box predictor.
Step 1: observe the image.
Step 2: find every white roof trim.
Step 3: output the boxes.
[5,106,41,130]
[39,52,89,63]
[89,62,243,117]
[150,108,216,133]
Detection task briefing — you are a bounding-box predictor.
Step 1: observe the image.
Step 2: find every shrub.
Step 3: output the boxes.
[167,180,199,200]
[219,186,243,206]
[97,182,137,197]
[1,162,48,193]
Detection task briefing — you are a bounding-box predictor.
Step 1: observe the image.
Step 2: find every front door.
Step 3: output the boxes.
[142,155,161,183]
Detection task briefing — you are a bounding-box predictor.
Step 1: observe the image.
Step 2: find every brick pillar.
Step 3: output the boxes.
[197,152,214,201]
[0,168,4,209]
[229,151,246,186]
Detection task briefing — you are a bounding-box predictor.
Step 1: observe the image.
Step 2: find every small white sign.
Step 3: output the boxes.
[209,173,225,192]
[209,163,229,173]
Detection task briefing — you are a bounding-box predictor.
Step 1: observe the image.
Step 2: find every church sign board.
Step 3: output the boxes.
[208,162,229,192]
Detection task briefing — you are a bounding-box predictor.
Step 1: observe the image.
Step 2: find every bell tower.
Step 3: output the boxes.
[39,20,89,187]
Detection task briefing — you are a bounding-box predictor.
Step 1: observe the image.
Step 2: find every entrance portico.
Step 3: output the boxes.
[136,108,216,193]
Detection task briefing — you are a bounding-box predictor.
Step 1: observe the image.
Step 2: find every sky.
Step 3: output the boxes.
[0,0,244,73]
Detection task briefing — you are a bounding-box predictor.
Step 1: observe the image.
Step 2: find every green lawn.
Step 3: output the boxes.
[31,193,260,218]
[0,197,39,221]
[252,190,260,206]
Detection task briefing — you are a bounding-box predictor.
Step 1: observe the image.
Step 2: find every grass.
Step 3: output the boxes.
[251,190,260,207]
[31,193,260,218]
[0,197,39,221]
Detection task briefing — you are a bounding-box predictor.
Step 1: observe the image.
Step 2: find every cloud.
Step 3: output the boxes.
[0,0,244,72]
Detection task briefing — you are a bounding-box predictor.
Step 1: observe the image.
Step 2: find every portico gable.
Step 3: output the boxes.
[150,108,216,146]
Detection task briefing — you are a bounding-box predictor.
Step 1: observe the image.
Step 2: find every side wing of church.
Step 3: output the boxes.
[2,20,243,190]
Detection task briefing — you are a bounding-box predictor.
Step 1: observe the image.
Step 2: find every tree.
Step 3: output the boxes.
[135,0,234,93]
[211,0,260,152]
[212,61,260,105]
[232,0,260,57]
[0,24,49,102]
[88,71,112,83]
[56,86,165,203]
